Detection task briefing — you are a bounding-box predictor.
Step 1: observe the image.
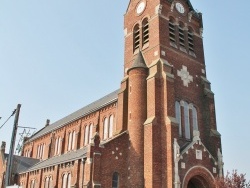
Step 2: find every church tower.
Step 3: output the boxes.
[121,0,223,187]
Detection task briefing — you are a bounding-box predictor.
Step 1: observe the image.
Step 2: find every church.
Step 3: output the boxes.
[0,0,223,187]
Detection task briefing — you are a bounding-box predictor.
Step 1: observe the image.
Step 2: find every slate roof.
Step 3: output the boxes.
[28,89,120,142]
[4,154,40,174]
[20,147,88,173]
[130,51,147,70]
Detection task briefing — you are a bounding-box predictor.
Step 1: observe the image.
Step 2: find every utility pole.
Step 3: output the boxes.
[5,104,21,187]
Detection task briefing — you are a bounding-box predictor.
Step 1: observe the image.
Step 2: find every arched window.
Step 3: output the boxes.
[67,174,71,188]
[37,145,40,158]
[109,115,114,138]
[45,177,49,188]
[72,131,76,150]
[89,124,93,144]
[175,101,199,139]
[169,17,176,43]
[49,177,53,188]
[57,137,61,155]
[175,101,182,136]
[55,138,58,155]
[39,144,43,159]
[62,174,67,188]
[62,173,71,188]
[112,172,119,188]
[103,117,108,140]
[178,22,185,48]
[68,132,72,151]
[84,125,89,145]
[38,144,44,159]
[192,106,198,131]
[188,27,194,52]
[142,18,149,45]
[133,24,140,51]
[30,179,35,188]
[184,102,191,139]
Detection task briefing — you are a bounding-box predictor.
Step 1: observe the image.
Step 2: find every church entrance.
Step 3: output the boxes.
[187,175,210,188]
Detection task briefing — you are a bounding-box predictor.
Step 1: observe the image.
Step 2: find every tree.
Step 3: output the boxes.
[215,170,250,188]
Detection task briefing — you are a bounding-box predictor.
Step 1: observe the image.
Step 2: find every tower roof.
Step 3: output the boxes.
[130,51,147,70]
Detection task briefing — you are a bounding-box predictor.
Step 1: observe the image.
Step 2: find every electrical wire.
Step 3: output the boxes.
[0,109,16,129]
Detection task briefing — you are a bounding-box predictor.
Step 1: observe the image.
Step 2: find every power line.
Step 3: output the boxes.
[15,126,37,155]
[0,109,16,129]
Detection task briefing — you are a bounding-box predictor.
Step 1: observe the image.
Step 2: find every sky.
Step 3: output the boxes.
[1,0,250,180]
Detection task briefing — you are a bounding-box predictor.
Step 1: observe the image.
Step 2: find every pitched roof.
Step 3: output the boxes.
[132,51,147,69]
[20,147,88,173]
[128,51,147,72]
[4,154,40,174]
[28,89,120,142]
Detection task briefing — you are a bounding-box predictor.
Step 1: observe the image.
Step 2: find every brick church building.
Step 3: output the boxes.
[0,0,223,187]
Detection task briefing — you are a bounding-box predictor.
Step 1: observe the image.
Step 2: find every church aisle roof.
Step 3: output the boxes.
[28,89,120,142]
[4,154,40,173]
[20,147,88,173]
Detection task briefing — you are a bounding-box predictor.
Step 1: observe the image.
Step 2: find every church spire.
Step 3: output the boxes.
[129,51,147,71]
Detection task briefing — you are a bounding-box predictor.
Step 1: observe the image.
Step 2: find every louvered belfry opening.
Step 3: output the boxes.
[188,27,194,52]
[142,18,149,45]
[133,24,140,51]
[179,23,185,48]
[169,18,176,43]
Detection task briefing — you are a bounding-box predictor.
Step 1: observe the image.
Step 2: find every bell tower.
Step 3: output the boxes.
[121,0,223,187]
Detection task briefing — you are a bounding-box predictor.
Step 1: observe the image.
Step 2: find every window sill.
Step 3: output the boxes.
[170,42,178,49]
[133,48,139,55]
[189,51,196,58]
[142,42,149,50]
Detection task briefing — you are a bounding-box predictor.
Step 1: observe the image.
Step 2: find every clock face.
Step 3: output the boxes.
[136,1,146,14]
[175,2,185,14]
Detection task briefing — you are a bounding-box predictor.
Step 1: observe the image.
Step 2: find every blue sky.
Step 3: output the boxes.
[1,0,250,180]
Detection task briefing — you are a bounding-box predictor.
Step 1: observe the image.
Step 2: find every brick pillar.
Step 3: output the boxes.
[163,60,178,188]
[144,59,162,188]
[78,159,85,188]
[127,66,147,188]
[83,155,92,187]
[116,76,128,134]
[92,152,101,187]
